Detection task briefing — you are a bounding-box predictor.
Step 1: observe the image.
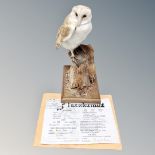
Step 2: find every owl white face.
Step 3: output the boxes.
[71,5,92,26]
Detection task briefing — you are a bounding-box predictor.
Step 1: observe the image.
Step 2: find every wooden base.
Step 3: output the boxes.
[61,65,101,103]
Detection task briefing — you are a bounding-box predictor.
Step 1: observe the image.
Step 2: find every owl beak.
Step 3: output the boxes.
[77,18,82,26]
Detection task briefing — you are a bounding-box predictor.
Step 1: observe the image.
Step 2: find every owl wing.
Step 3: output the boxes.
[56,24,75,48]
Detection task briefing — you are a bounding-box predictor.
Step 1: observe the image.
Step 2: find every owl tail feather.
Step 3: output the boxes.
[56,43,61,49]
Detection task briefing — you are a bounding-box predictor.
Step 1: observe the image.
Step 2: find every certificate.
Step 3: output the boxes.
[33,93,122,150]
[41,98,120,144]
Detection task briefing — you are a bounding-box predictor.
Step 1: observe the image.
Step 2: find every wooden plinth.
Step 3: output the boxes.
[61,65,101,103]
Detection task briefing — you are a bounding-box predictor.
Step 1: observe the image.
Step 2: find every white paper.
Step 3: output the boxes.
[41,98,120,144]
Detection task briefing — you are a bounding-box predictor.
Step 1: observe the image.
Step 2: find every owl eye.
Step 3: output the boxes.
[75,12,78,17]
[82,14,87,18]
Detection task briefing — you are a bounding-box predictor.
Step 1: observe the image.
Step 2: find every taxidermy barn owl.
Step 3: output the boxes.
[56,5,92,57]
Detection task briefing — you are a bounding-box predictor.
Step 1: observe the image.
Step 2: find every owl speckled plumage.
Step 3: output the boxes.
[56,5,92,57]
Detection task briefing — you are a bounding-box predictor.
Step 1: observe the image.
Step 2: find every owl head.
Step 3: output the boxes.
[71,5,92,26]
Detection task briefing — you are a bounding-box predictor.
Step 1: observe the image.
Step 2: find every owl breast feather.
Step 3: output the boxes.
[62,22,92,50]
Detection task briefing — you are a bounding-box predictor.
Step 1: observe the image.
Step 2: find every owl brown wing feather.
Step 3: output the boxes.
[56,24,75,48]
